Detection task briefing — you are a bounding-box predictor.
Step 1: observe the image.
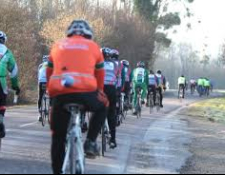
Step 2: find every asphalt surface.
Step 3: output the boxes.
[0,90,224,174]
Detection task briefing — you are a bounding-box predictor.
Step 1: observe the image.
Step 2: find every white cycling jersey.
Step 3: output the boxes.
[38,62,48,83]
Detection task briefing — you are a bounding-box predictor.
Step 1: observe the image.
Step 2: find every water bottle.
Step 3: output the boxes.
[61,75,75,88]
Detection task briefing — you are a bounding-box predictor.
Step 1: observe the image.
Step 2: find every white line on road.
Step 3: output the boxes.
[19,122,38,128]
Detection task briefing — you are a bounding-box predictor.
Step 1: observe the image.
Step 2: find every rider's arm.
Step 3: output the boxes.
[95,48,105,91]
[145,70,149,86]
[121,67,126,89]
[47,55,53,86]
[7,50,19,91]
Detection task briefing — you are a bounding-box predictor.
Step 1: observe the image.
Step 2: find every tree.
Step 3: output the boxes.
[134,0,195,46]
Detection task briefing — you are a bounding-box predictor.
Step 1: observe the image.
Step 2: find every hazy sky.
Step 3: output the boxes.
[172,0,225,57]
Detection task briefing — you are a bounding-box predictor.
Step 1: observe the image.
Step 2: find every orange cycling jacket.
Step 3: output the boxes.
[47,36,105,97]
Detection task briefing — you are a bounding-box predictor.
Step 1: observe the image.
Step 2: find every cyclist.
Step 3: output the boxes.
[111,49,125,126]
[0,31,20,139]
[102,47,119,149]
[147,70,158,107]
[47,20,108,174]
[121,60,132,110]
[37,55,49,122]
[190,79,196,93]
[204,78,211,96]
[155,70,165,108]
[197,77,204,95]
[178,75,187,98]
[131,61,149,115]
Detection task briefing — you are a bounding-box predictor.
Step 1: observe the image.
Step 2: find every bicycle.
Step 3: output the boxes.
[120,92,127,121]
[198,85,204,97]
[136,87,142,119]
[178,85,185,102]
[41,91,50,127]
[62,104,85,174]
[101,119,110,157]
[0,91,19,151]
[155,88,161,112]
[148,90,154,114]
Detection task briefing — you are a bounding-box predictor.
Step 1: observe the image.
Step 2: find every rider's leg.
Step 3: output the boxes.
[159,87,163,107]
[104,85,117,148]
[132,84,138,113]
[0,84,6,139]
[141,84,147,103]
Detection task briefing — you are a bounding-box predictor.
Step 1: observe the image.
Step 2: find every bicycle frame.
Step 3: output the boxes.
[62,106,85,174]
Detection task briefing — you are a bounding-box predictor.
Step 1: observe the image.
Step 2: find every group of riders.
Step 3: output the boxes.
[2,19,215,174]
[178,75,213,98]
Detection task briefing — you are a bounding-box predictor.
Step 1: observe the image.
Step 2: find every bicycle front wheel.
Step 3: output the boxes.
[102,126,106,157]
[41,96,46,127]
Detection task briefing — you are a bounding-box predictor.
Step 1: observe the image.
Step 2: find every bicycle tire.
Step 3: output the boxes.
[70,137,75,174]
[41,95,46,127]
[150,96,154,114]
[102,126,106,157]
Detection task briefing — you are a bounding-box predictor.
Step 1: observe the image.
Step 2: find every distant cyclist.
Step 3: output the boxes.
[197,77,204,95]
[131,61,149,115]
[190,79,196,94]
[155,70,165,108]
[147,70,158,107]
[178,75,187,98]
[111,49,125,126]
[102,47,119,149]
[47,20,108,174]
[204,78,211,96]
[121,60,132,109]
[0,31,20,139]
[37,55,49,122]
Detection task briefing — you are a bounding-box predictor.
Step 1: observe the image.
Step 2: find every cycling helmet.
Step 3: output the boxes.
[42,55,49,62]
[157,70,162,74]
[137,61,145,68]
[67,20,93,39]
[111,49,120,60]
[121,60,130,67]
[101,47,111,59]
[149,70,154,74]
[0,31,7,44]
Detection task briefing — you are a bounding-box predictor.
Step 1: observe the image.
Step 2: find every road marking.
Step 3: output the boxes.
[20,122,38,128]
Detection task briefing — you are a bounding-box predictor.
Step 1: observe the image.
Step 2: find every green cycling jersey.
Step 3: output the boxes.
[0,44,19,94]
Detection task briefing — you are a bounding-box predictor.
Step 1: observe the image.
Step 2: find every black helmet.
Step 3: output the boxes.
[101,47,111,59]
[0,31,7,44]
[157,70,162,74]
[150,70,154,74]
[67,20,93,39]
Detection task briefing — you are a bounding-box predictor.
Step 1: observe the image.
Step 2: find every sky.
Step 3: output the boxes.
[172,0,225,58]
[98,0,225,58]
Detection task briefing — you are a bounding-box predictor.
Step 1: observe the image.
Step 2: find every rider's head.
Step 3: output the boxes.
[181,75,185,77]
[149,70,154,74]
[67,20,93,40]
[157,70,162,75]
[137,61,145,68]
[42,55,49,62]
[0,31,7,44]
[121,60,130,67]
[101,47,111,60]
[111,49,119,61]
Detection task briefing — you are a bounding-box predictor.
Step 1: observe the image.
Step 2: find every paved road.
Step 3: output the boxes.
[0,91,223,174]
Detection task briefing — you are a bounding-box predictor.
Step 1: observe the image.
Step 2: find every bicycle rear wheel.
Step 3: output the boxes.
[149,95,154,114]
[41,95,46,127]
[102,126,106,157]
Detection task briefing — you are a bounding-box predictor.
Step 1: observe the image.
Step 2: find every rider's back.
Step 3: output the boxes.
[48,36,103,97]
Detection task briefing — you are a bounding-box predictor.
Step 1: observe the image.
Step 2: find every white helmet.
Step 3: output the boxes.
[0,31,7,44]
[67,20,93,39]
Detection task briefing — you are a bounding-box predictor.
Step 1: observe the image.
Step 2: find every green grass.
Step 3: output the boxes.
[180,98,225,124]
